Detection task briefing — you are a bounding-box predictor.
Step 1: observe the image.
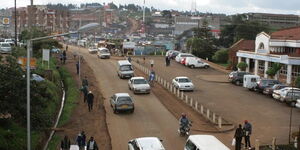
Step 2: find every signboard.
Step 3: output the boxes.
[2,18,9,25]
[123,42,136,49]
[42,49,50,61]
[18,57,37,69]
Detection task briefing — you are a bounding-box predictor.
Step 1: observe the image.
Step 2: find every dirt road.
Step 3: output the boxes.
[68,46,196,150]
[138,56,300,145]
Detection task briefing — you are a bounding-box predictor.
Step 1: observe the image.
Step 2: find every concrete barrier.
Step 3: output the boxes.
[218,116,222,128]
[213,113,216,123]
[181,91,184,100]
[255,139,260,150]
[200,105,204,114]
[177,89,180,97]
[185,95,189,103]
[206,109,210,119]
[195,101,198,110]
[190,98,193,107]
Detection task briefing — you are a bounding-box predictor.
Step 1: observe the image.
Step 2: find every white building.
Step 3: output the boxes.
[236,26,300,84]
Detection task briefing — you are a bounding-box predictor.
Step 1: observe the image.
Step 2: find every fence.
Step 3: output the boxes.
[132,61,229,129]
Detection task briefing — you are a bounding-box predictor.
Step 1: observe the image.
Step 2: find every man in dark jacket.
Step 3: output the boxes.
[234,124,244,150]
[82,76,89,87]
[63,50,67,64]
[76,131,86,150]
[60,135,70,150]
[87,91,94,112]
[243,120,252,149]
[87,136,98,150]
[80,85,88,103]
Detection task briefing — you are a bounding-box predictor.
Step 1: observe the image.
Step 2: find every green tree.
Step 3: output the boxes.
[295,77,300,88]
[212,49,228,63]
[237,62,248,71]
[266,63,282,78]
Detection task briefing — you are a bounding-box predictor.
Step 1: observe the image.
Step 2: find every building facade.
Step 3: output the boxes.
[236,26,300,84]
[12,5,69,33]
[245,13,300,29]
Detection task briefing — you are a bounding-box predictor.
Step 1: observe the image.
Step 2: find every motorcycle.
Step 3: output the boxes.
[178,123,192,136]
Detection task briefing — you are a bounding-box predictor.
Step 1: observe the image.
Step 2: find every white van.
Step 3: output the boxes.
[117,60,134,79]
[128,137,165,150]
[243,75,260,90]
[184,135,230,150]
[185,57,209,69]
[97,47,111,59]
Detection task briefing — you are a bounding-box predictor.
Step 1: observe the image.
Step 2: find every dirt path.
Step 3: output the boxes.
[54,51,111,150]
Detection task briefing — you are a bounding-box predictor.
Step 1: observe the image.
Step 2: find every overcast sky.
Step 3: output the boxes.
[2,0,300,15]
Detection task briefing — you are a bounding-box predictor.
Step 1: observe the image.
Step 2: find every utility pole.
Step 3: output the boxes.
[31,0,33,5]
[14,0,17,46]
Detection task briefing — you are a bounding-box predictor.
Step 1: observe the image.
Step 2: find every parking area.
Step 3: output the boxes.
[136,56,300,144]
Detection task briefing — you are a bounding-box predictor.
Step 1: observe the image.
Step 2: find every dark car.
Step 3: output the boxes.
[263,84,288,96]
[255,79,281,93]
[228,71,251,85]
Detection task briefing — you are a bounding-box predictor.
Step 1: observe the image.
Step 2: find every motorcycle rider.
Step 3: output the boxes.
[179,113,191,133]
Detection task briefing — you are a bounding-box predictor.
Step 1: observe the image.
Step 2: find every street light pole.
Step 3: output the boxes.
[15,0,17,46]
[26,40,32,150]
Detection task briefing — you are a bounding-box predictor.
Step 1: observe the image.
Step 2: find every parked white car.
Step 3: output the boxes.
[88,47,98,54]
[185,57,209,69]
[0,42,12,53]
[295,99,300,108]
[128,137,165,150]
[175,53,194,63]
[272,87,300,101]
[97,47,111,59]
[128,77,150,94]
[172,76,194,91]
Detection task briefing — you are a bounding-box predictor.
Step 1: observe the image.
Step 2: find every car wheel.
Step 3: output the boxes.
[190,65,195,69]
[204,65,209,69]
[290,101,296,107]
[235,80,241,86]
[130,109,134,113]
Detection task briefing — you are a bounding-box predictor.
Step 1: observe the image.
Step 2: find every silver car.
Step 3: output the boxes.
[0,42,12,53]
[128,77,151,94]
[110,93,134,113]
[172,76,194,91]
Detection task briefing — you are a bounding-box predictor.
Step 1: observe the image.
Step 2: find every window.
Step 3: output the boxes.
[185,140,197,150]
[280,64,287,76]
[258,61,265,71]
[258,43,264,49]
[292,65,300,77]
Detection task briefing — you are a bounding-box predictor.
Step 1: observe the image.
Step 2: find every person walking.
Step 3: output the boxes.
[234,124,244,150]
[87,91,94,112]
[76,131,86,150]
[80,85,88,103]
[76,61,80,75]
[128,56,132,63]
[63,50,67,64]
[87,137,98,150]
[165,56,168,66]
[243,120,252,149]
[60,53,64,64]
[66,45,68,51]
[82,76,89,87]
[60,135,71,150]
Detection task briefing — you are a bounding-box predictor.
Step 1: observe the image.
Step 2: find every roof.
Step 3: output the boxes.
[229,39,255,51]
[131,77,145,80]
[117,60,131,65]
[135,137,165,150]
[188,135,230,150]
[115,93,130,97]
[176,76,189,79]
[270,26,300,40]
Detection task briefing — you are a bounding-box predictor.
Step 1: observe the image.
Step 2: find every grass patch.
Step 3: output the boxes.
[47,134,62,150]
[57,66,79,126]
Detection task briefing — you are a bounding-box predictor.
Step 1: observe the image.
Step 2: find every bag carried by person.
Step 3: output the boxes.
[232,138,236,146]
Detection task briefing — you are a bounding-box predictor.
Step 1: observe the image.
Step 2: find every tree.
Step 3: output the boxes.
[212,49,228,63]
[237,62,248,71]
[266,63,281,78]
[295,77,300,88]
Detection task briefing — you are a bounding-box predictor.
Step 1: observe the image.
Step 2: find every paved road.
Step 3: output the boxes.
[69,47,190,150]
[138,56,300,144]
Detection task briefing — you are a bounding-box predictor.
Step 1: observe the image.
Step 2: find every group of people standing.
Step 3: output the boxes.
[234,120,253,150]
[80,76,95,112]
[60,131,99,150]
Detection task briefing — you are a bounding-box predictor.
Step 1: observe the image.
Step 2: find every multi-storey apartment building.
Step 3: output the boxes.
[12,5,69,33]
[236,26,300,84]
[244,13,300,29]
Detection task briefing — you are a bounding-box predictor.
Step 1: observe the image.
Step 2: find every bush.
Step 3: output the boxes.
[237,62,248,71]
[295,76,300,88]
[266,63,281,78]
[212,49,228,63]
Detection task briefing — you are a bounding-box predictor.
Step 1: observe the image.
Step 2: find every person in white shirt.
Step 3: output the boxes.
[87,136,98,150]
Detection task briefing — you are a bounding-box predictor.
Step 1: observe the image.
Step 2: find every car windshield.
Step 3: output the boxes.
[133,79,147,84]
[100,49,109,53]
[120,65,132,71]
[117,96,132,103]
[181,54,193,57]
[1,43,10,47]
[178,78,191,83]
